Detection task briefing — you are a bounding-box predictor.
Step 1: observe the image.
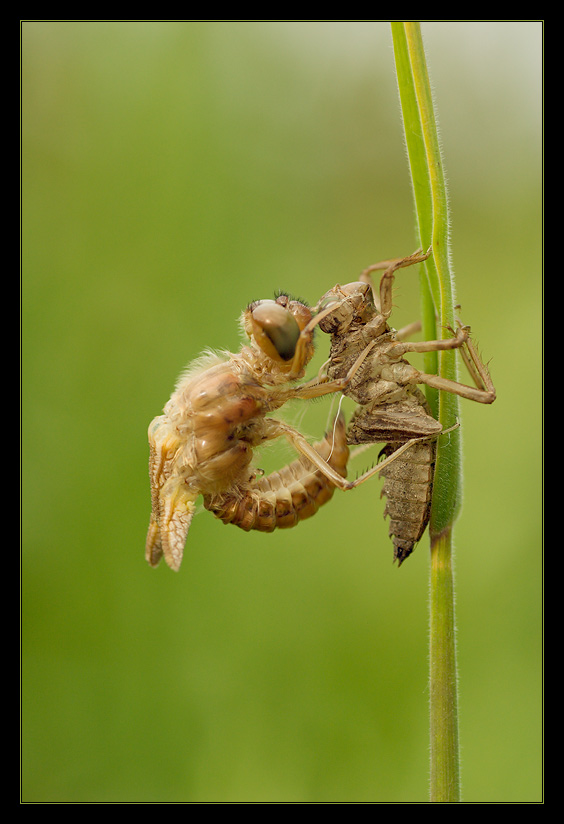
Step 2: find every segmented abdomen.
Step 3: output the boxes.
[378,438,436,566]
[346,389,440,565]
[204,415,349,532]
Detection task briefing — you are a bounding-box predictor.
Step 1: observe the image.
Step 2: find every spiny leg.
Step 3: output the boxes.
[449,324,496,399]
[360,248,431,316]
[391,323,496,404]
[264,417,456,493]
[358,250,495,402]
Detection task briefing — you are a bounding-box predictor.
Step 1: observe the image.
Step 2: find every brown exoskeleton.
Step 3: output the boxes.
[315,248,496,564]
[146,293,353,571]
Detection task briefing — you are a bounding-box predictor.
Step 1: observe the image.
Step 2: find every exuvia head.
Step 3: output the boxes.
[316,281,378,335]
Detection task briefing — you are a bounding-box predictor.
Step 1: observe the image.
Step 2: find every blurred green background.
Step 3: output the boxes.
[21,21,542,803]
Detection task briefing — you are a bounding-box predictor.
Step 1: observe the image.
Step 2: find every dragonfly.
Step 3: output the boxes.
[146,292,352,571]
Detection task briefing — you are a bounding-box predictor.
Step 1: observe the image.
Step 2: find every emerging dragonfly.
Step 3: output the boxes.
[146,293,353,571]
[146,250,495,571]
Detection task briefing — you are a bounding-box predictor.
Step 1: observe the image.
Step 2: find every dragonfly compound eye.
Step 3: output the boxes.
[251,300,301,362]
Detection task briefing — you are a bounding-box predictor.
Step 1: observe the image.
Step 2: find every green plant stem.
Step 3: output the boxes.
[429,529,460,801]
[391,21,461,803]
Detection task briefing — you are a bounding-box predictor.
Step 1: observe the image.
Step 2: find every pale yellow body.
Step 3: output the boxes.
[146,295,347,572]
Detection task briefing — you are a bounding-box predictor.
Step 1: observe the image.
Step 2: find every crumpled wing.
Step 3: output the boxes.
[145,415,197,572]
